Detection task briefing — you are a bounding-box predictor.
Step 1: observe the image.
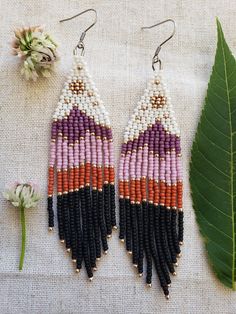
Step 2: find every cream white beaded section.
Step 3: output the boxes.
[52,55,111,127]
[124,70,180,143]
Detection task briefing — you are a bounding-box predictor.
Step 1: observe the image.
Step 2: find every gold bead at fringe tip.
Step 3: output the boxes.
[147,283,152,288]
[104,250,108,255]
[89,277,93,282]
[174,262,178,267]
[165,295,170,300]
[60,239,65,243]
[173,272,177,276]
[113,225,118,230]
[66,248,71,253]
[48,227,53,232]
[177,253,182,258]
[139,273,143,277]
[179,241,183,245]
[93,267,97,271]
[96,257,101,261]
[107,234,112,238]
[76,269,80,273]
[120,238,125,243]
[128,251,132,255]
[133,264,138,268]
[72,259,76,263]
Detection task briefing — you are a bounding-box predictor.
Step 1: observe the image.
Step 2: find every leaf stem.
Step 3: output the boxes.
[19,205,26,271]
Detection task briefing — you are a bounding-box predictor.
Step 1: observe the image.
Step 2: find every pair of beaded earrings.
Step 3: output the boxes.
[47,9,183,300]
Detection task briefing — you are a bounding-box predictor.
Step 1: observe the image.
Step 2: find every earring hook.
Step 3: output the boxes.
[142,19,176,71]
[60,8,97,56]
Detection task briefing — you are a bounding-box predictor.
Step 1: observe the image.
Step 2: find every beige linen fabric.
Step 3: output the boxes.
[0,0,236,313]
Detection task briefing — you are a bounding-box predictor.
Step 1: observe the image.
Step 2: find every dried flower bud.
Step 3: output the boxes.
[12,26,58,81]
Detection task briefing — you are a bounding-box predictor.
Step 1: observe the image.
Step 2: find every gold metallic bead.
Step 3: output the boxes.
[139,273,143,277]
[128,251,132,255]
[72,259,76,263]
[107,234,112,239]
[93,267,97,271]
[89,277,94,282]
[147,283,152,288]
[165,295,170,300]
[66,248,71,253]
[133,264,138,268]
[179,241,183,246]
[48,227,53,232]
[76,269,80,273]
[172,272,177,276]
[174,262,178,267]
[104,250,108,255]
[60,239,65,243]
[120,239,125,243]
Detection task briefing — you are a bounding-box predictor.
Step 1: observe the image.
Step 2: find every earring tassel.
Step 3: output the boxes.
[119,71,183,298]
[47,55,116,278]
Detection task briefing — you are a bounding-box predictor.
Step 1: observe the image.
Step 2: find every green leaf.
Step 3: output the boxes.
[190,19,236,290]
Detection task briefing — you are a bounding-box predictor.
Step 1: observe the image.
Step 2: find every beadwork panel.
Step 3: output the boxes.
[0,0,236,313]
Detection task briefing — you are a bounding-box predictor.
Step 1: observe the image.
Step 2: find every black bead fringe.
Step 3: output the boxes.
[48,183,116,278]
[119,198,183,298]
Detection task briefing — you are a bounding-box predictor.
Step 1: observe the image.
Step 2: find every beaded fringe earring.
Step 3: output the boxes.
[47,9,116,280]
[118,20,183,299]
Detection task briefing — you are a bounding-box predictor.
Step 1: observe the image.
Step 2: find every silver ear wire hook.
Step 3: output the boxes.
[142,19,176,71]
[60,8,97,56]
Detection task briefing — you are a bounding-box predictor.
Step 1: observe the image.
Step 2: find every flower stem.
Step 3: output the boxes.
[19,206,26,271]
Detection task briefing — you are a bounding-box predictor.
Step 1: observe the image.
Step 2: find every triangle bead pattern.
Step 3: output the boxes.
[47,55,116,279]
[118,71,183,299]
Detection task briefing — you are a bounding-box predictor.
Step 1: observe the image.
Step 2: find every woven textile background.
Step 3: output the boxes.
[0,0,236,313]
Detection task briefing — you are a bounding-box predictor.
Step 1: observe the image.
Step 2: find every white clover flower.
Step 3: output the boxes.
[3,182,41,209]
[3,182,41,270]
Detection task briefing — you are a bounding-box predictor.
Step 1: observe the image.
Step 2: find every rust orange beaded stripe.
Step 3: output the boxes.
[47,55,116,279]
[118,71,183,298]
